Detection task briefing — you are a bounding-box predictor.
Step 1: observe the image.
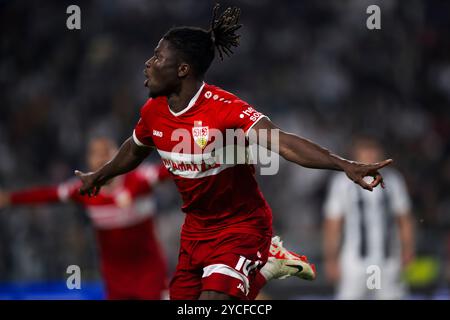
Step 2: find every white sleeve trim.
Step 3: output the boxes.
[57,185,70,202]
[133,130,151,147]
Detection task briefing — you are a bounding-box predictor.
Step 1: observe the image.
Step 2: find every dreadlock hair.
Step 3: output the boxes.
[163,3,242,78]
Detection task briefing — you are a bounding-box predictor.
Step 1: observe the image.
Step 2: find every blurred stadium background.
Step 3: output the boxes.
[0,0,449,299]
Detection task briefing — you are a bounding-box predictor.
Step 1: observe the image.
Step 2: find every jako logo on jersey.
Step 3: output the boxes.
[192,121,209,149]
[153,130,163,137]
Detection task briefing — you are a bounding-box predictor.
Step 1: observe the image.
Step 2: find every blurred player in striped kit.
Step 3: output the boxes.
[0,137,170,299]
[323,137,415,299]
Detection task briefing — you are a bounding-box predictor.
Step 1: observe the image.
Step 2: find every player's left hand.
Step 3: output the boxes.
[74,170,103,197]
[343,159,393,191]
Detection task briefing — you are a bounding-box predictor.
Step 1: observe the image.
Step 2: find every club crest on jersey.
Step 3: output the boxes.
[192,120,209,149]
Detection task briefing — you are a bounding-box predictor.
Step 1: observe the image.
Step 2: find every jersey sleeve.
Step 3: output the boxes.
[56,179,83,203]
[133,100,155,147]
[9,179,81,205]
[324,174,346,219]
[10,186,61,204]
[220,99,269,136]
[387,171,412,216]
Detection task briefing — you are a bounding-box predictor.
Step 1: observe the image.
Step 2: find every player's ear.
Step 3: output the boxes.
[177,63,190,78]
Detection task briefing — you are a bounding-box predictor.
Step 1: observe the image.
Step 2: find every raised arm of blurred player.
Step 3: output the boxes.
[0,187,61,208]
[322,175,345,284]
[323,218,343,284]
[0,164,170,210]
[398,214,414,267]
[0,180,82,209]
[389,172,415,268]
[75,137,153,197]
[251,118,392,191]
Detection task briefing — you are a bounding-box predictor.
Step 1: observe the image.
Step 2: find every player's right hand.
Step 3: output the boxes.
[343,159,393,192]
[74,170,103,197]
[0,190,11,209]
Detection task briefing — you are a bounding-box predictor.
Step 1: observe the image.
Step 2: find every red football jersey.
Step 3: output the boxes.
[133,83,273,240]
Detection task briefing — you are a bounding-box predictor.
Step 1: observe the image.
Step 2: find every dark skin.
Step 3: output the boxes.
[251,119,392,191]
[75,38,393,300]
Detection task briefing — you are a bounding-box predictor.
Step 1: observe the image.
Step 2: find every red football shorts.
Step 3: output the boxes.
[169,232,271,300]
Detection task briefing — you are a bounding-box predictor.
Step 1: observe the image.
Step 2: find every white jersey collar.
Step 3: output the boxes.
[168,82,205,117]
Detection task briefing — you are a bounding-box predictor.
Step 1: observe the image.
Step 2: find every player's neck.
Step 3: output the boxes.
[167,80,203,113]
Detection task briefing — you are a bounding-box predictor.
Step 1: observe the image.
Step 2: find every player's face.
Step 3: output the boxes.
[87,139,118,171]
[144,39,181,98]
[354,145,383,164]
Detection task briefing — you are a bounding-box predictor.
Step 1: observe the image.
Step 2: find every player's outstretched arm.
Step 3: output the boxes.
[75,137,153,197]
[0,187,63,209]
[251,117,392,191]
[397,213,415,267]
[323,217,343,283]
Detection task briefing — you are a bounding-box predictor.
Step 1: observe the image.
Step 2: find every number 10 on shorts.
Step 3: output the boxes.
[235,256,262,276]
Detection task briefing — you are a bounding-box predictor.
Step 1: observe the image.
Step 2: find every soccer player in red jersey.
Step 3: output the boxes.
[0,137,170,299]
[75,5,392,300]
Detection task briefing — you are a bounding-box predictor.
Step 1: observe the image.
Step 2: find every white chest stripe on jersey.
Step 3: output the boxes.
[87,196,156,229]
[157,149,237,179]
[157,149,214,163]
[168,163,235,179]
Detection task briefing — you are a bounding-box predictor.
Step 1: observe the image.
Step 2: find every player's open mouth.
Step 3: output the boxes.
[143,69,150,87]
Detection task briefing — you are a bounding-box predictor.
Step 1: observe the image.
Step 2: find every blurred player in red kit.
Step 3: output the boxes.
[0,137,170,299]
[75,5,392,300]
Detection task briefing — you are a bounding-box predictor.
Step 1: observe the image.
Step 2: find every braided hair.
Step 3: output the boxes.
[209,4,242,60]
[163,3,242,77]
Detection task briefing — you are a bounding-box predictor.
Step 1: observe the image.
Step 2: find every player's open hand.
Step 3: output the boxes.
[343,159,393,192]
[74,170,103,197]
[0,190,11,209]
